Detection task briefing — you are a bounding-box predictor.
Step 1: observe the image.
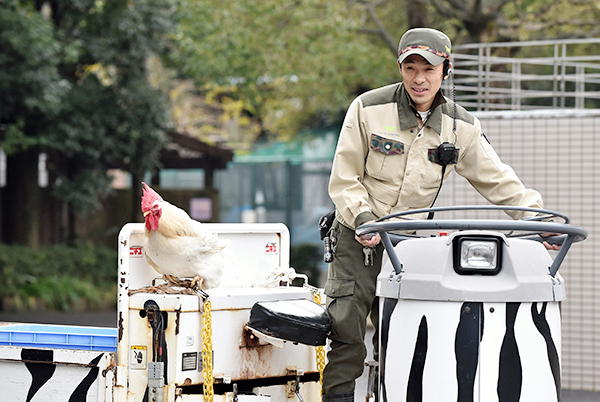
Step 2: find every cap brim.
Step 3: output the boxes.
[398,49,445,66]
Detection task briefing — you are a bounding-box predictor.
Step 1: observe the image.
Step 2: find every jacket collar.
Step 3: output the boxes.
[397,84,446,135]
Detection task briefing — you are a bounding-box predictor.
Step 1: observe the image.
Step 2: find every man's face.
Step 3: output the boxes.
[399,54,446,112]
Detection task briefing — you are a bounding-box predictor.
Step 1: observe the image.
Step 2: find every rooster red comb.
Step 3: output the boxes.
[141,182,163,213]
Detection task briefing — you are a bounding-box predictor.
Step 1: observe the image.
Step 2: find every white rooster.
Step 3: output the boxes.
[141,182,229,290]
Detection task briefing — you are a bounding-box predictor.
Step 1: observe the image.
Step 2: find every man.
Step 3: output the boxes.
[322,27,558,402]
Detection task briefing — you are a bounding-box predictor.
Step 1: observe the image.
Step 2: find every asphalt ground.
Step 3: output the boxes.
[0,311,598,401]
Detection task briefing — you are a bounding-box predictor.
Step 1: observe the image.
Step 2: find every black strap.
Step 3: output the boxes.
[427,69,458,220]
[427,164,447,220]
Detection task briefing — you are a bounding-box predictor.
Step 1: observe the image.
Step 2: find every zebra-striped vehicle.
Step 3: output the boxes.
[357,206,587,402]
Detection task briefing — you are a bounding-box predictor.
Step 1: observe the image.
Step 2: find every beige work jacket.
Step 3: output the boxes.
[329,83,543,229]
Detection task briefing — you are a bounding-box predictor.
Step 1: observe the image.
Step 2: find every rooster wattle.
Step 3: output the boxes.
[141,182,229,290]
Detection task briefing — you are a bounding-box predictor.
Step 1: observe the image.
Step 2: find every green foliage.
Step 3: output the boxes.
[0,0,176,217]
[0,2,65,154]
[290,243,324,287]
[500,0,600,41]
[48,73,170,211]
[44,0,176,213]
[0,244,117,311]
[171,0,399,140]
[171,0,600,141]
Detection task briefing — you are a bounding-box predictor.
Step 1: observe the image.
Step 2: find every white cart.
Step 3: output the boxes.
[357,206,587,402]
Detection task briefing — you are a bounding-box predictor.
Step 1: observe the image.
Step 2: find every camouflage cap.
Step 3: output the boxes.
[397,28,451,66]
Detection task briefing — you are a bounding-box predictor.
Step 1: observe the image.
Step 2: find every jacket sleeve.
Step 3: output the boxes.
[328,97,376,228]
[455,117,544,219]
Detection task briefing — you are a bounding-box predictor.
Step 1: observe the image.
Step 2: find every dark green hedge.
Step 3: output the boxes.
[0,244,117,311]
[290,243,323,287]
[0,242,322,311]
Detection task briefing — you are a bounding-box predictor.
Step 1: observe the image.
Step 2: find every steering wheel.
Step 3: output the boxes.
[355,205,587,277]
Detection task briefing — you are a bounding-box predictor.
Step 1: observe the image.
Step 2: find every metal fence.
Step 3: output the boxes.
[445,37,600,111]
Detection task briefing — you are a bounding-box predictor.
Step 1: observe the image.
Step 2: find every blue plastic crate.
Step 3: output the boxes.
[0,324,117,352]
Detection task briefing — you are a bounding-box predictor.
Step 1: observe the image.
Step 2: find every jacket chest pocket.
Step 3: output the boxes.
[365,134,405,179]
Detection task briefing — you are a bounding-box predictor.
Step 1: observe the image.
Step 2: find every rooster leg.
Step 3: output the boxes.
[163,274,178,286]
[192,275,205,290]
[191,275,209,300]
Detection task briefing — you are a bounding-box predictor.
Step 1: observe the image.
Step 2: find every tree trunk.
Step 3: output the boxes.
[2,149,40,247]
[131,171,143,224]
[66,202,77,247]
[407,0,428,29]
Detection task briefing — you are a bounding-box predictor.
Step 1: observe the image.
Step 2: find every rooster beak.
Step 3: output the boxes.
[143,211,151,217]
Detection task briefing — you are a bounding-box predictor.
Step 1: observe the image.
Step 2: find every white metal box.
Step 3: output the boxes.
[117,223,321,401]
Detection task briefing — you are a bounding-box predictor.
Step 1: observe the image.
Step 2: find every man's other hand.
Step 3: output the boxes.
[355,220,381,246]
[541,233,562,251]
[355,232,381,247]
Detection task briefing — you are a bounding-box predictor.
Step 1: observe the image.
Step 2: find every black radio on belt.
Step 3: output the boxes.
[319,210,336,263]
